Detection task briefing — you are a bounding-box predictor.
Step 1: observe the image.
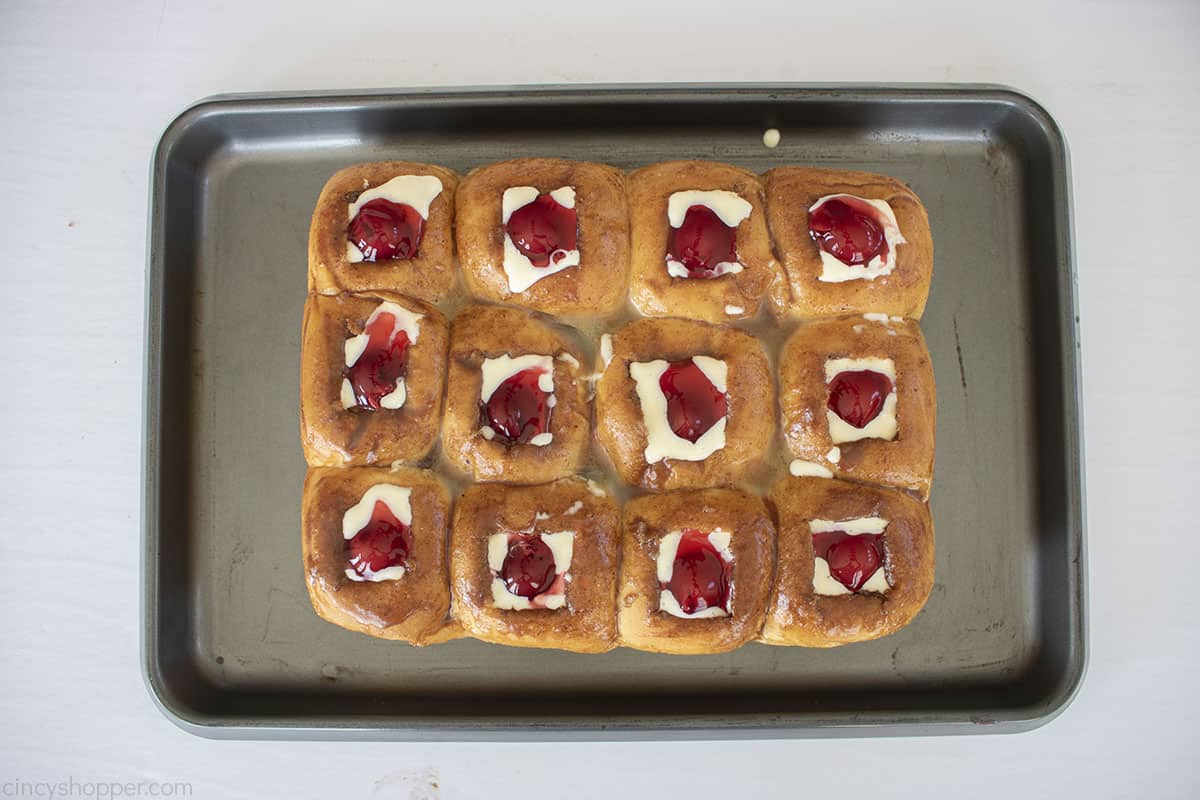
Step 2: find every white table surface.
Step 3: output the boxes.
[1,0,1197,796]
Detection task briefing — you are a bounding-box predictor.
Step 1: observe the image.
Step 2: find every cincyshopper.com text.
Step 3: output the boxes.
[2,779,192,798]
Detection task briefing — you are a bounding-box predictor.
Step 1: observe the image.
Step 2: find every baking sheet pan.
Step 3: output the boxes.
[142,85,1086,739]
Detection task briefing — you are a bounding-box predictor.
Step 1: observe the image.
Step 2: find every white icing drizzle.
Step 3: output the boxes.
[667,190,752,228]
[789,460,834,478]
[599,334,614,368]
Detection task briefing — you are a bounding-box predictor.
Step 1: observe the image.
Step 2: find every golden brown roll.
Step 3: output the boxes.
[764,166,933,320]
[441,304,590,484]
[302,466,454,644]
[761,476,934,647]
[455,158,629,316]
[778,315,936,498]
[300,291,448,466]
[628,160,780,323]
[449,478,620,653]
[618,488,775,654]
[309,161,459,302]
[595,317,775,490]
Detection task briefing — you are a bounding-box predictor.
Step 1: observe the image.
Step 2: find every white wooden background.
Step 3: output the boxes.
[0,0,1197,797]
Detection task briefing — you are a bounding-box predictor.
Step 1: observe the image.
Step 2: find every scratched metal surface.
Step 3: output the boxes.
[143,86,1084,738]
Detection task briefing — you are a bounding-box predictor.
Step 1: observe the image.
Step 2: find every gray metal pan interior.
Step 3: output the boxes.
[143,85,1085,739]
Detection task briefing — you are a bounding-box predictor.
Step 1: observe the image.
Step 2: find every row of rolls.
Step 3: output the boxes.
[309,158,933,323]
[303,469,934,654]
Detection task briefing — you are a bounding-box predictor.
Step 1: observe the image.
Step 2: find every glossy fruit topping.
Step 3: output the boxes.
[665,528,730,614]
[505,193,578,267]
[501,534,557,598]
[827,369,893,428]
[660,358,727,442]
[813,531,884,592]
[348,198,425,261]
[667,204,738,278]
[808,196,889,267]
[483,368,551,445]
[344,312,411,411]
[346,500,412,579]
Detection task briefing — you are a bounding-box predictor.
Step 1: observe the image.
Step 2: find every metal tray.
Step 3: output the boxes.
[142,85,1086,739]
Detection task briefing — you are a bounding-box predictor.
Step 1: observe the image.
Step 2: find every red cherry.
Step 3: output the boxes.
[827,369,893,428]
[482,368,552,445]
[346,500,412,579]
[665,529,730,614]
[808,196,889,267]
[501,534,557,598]
[659,358,728,443]
[813,531,884,592]
[348,198,425,261]
[344,312,411,411]
[667,205,738,278]
[505,193,578,268]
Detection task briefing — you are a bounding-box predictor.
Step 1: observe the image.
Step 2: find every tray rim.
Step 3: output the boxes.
[141,82,1087,740]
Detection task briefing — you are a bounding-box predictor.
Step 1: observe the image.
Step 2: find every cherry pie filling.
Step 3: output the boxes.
[827,369,893,428]
[808,196,889,268]
[344,311,412,411]
[667,204,738,278]
[482,367,552,445]
[659,358,728,442]
[505,193,578,268]
[664,528,731,615]
[812,531,884,592]
[348,198,426,261]
[500,534,558,598]
[345,500,413,579]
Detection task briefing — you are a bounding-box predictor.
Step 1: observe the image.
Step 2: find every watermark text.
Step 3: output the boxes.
[1,778,192,799]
